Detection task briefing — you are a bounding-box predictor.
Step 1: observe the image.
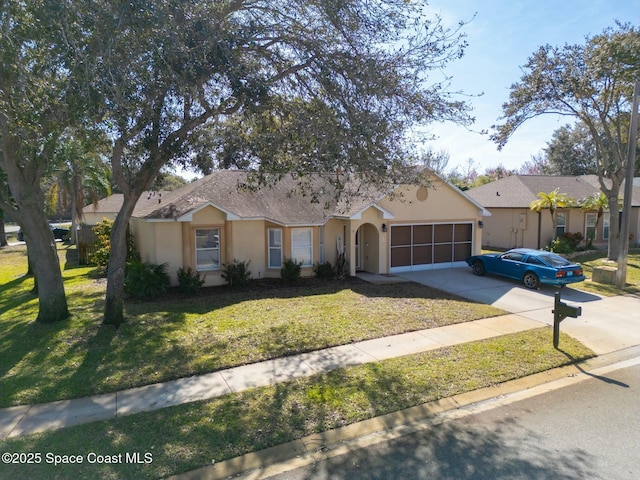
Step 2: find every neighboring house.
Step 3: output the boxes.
[84,170,489,286]
[465,175,640,250]
[82,191,168,225]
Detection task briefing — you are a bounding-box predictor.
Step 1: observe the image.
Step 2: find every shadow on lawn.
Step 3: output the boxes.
[126,276,481,318]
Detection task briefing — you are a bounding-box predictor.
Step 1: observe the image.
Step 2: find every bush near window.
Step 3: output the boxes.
[313,261,335,279]
[549,232,584,254]
[124,260,170,299]
[88,218,139,271]
[177,266,205,294]
[221,259,252,288]
[281,257,302,283]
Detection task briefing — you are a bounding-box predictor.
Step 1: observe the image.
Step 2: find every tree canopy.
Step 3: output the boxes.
[1,1,474,325]
[543,123,596,176]
[492,23,640,259]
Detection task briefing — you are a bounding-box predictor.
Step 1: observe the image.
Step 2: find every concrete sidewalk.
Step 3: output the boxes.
[0,314,543,439]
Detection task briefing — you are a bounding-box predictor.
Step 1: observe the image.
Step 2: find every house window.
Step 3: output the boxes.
[291,228,312,267]
[556,212,566,238]
[195,228,220,271]
[268,228,282,268]
[603,213,610,240]
[318,227,325,264]
[585,213,597,243]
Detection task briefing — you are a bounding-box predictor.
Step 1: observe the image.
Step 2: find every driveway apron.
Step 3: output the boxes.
[399,267,640,355]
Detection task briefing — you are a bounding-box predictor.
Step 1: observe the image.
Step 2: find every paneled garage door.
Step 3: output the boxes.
[390,223,472,272]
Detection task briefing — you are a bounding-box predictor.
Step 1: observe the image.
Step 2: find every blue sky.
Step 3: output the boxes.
[423,0,639,173]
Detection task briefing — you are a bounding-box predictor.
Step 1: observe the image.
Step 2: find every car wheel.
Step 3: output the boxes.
[523,272,540,289]
[472,260,485,276]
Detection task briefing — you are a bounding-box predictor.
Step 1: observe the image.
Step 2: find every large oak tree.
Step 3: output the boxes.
[2,1,473,326]
[492,23,640,260]
[0,2,78,322]
[72,0,473,326]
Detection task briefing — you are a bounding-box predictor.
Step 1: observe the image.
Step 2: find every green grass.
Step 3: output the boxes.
[569,250,640,296]
[1,243,506,407]
[0,328,593,480]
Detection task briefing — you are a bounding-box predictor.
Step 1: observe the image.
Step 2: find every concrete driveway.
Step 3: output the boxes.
[399,267,640,355]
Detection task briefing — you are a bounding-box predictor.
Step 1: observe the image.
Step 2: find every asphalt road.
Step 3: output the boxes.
[260,363,640,480]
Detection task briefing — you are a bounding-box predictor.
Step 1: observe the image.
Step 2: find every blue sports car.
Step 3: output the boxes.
[466,248,585,289]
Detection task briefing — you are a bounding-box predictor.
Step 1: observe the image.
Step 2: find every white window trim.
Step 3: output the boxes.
[268,228,283,269]
[291,227,313,267]
[319,227,325,264]
[195,228,221,271]
[556,212,566,237]
[585,212,597,241]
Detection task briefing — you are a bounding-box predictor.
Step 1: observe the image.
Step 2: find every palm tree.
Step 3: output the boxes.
[579,192,608,247]
[529,189,576,241]
[46,136,112,244]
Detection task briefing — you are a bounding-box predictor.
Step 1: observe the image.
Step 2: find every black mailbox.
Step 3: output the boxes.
[552,292,581,348]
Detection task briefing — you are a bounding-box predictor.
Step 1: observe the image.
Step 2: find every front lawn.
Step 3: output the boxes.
[569,250,640,296]
[1,244,506,407]
[0,328,593,480]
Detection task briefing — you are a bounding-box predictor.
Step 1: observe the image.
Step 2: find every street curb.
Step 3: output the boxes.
[167,345,640,480]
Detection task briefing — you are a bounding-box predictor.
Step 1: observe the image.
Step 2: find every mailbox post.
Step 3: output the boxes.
[552,292,581,348]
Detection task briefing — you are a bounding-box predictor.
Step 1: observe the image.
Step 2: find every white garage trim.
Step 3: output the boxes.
[389,222,473,273]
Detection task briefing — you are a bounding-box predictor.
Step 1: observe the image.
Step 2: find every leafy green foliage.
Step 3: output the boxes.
[88,218,139,271]
[313,261,335,280]
[543,123,596,175]
[281,258,302,283]
[549,232,584,253]
[221,259,252,288]
[529,189,576,238]
[124,260,170,300]
[177,266,205,294]
[491,23,639,259]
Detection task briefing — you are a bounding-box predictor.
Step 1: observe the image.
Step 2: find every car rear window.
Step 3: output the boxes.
[538,253,572,267]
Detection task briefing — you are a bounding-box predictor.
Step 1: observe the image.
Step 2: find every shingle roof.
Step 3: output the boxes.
[131,171,389,225]
[466,175,640,208]
[82,191,170,215]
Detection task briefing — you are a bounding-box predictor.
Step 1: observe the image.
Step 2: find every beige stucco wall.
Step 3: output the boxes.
[481,208,615,250]
[230,220,267,279]
[379,181,478,223]
[481,209,538,250]
[130,178,491,286]
[131,219,183,284]
[346,181,484,275]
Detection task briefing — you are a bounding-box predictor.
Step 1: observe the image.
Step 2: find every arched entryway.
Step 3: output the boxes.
[355,223,380,273]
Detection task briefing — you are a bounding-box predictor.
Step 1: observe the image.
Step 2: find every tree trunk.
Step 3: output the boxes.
[22,211,70,322]
[0,153,70,322]
[550,209,557,243]
[607,196,621,260]
[103,197,137,327]
[0,209,7,247]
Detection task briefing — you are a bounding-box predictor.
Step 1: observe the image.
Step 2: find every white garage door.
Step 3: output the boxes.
[390,223,472,272]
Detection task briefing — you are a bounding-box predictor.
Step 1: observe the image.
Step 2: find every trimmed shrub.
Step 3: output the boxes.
[281,257,302,283]
[313,261,335,279]
[177,266,205,294]
[124,260,170,299]
[549,232,584,254]
[221,259,251,288]
[88,218,139,271]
